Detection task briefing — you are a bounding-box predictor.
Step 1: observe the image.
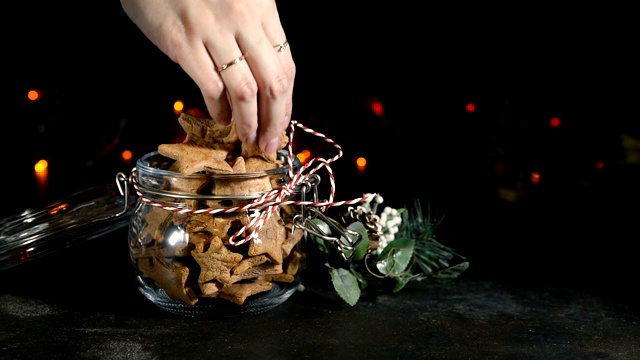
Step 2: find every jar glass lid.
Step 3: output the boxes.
[0,179,134,271]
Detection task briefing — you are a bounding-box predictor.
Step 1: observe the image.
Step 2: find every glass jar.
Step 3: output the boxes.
[128,151,305,318]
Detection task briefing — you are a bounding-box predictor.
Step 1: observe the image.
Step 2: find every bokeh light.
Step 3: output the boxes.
[297,149,311,164]
[28,90,40,101]
[356,156,367,175]
[34,159,48,173]
[369,99,384,117]
[466,102,476,113]
[174,100,184,114]
[531,171,541,185]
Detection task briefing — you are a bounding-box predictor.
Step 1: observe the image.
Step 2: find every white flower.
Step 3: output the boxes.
[379,213,388,224]
[372,202,403,255]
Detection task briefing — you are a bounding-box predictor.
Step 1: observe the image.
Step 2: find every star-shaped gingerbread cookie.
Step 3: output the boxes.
[191,234,243,286]
[248,211,287,264]
[158,142,233,174]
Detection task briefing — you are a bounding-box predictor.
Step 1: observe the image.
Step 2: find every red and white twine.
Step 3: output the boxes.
[131,120,378,246]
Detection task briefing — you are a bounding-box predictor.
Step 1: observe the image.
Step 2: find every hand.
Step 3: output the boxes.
[121,0,295,153]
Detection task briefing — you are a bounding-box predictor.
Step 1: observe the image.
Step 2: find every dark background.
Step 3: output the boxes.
[6,2,639,307]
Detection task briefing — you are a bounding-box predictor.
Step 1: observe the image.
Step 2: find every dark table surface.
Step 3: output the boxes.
[2,160,640,359]
[1,224,639,360]
[2,278,639,360]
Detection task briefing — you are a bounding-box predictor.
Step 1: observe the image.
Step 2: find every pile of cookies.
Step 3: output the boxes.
[129,113,305,306]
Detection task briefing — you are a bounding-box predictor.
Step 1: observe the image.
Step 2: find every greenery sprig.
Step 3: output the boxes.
[306,195,469,305]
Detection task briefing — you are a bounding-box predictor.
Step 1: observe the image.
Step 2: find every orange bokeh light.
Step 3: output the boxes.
[531,171,541,185]
[356,157,367,175]
[122,150,133,161]
[28,90,40,101]
[34,159,49,196]
[34,159,48,173]
[297,149,311,164]
[174,100,184,113]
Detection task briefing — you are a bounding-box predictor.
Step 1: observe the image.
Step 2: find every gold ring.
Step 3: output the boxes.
[273,40,289,52]
[216,55,245,72]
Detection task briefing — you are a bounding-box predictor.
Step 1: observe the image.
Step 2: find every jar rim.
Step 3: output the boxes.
[133,150,301,202]
[135,150,295,179]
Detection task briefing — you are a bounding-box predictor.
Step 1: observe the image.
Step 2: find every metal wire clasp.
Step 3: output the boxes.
[292,174,363,262]
[113,172,132,218]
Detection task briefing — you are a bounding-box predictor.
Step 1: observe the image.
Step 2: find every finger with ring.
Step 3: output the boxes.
[216,55,246,72]
[273,40,289,52]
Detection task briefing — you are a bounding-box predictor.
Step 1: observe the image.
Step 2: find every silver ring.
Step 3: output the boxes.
[216,55,246,73]
[273,40,289,52]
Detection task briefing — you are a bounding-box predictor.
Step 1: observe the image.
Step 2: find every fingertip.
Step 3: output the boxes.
[212,108,232,125]
[214,117,231,126]
[205,100,232,124]
[237,130,256,147]
[262,137,280,154]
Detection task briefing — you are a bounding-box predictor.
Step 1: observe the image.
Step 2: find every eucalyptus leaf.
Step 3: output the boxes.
[375,237,415,275]
[329,267,361,306]
[343,221,369,262]
[393,272,426,292]
[349,265,369,290]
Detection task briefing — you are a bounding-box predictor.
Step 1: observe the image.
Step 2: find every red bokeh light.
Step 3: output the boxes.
[370,100,384,117]
[466,102,476,113]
